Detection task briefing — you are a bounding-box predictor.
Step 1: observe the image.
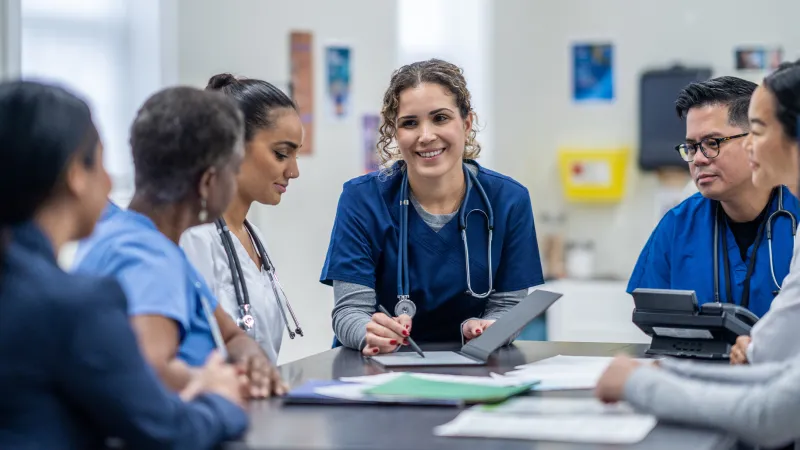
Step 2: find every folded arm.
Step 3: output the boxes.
[659,357,788,384]
[624,362,800,448]
[59,280,247,450]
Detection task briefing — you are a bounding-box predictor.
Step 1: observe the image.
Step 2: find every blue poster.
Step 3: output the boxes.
[325,46,351,119]
[572,43,614,102]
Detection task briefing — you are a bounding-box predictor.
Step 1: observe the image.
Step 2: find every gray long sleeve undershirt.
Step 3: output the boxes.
[331,170,528,350]
[623,357,800,449]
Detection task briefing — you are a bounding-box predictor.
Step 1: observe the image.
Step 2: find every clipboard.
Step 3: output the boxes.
[369,289,563,367]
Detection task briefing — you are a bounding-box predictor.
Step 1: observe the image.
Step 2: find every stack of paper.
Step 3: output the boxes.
[434,397,658,444]
[492,355,658,391]
[285,372,536,406]
[364,373,535,403]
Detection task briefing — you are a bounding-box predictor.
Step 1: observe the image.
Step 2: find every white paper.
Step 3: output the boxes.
[434,410,657,444]
[497,355,659,391]
[341,371,527,388]
[370,351,481,366]
[479,397,637,415]
[339,372,403,385]
[495,364,603,391]
[314,383,373,400]
[515,354,655,369]
[410,372,528,387]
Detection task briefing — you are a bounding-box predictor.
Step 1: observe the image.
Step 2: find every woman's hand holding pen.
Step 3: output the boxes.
[362,312,412,355]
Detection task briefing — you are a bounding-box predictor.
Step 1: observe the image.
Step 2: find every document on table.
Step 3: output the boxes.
[515,355,658,369]
[341,372,528,387]
[494,354,659,391]
[481,397,638,415]
[434,398,657,444]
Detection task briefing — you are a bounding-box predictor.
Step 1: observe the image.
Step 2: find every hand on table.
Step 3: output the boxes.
[362,312,412,356]
[181,351,247,407]
[236,353,288,398]
[730,335,751,365]
[594,354,644,404]
[462,319,496,341]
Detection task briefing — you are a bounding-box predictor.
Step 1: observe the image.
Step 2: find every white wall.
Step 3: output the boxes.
[493,0,800,281]
[0,0,21,79]
[397,0,494,168]
[176,0,398,364]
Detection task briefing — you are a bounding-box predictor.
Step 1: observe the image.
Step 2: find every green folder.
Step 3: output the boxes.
[363,373,537,404]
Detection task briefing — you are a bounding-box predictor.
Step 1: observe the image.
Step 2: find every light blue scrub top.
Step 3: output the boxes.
[320,161,545,343]
[628,186,799,318]
[73,205,219,366]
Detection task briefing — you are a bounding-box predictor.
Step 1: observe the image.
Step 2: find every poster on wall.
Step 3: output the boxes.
[290,31,314,155]
[735,46,782,71]
[362,114,381,173]
[325,45,351,120]
[572,42,614,103]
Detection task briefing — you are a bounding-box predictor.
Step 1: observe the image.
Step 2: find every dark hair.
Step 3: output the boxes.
[377,59,480,167]
[129,86,244,204]
[0,81,98,264]
[205,73,295,141]
[675,76,758,129]
[763,60,800,139]
[0,81,98,225]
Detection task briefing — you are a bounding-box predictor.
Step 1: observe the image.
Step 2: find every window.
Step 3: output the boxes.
[396,0,493,167]
[19,0,169,206]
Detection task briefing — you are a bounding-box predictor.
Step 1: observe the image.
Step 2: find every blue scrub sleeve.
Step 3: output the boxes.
[494,192,545,292]
[626,215,674,294]
[320,187,377,288]
[112,242,190,337]
[57,278,247,449]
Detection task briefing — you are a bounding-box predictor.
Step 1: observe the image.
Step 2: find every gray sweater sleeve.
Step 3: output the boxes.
[623,361,800,448]
[747,238,800,364]
[659,357,787,384]
[482,289,528,321]
[331,281,373,350]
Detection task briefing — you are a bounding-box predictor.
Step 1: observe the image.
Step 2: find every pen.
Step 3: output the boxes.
[377,304,425,358]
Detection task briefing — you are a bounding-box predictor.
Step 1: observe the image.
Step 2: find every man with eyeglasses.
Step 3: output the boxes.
[627,76,799,319]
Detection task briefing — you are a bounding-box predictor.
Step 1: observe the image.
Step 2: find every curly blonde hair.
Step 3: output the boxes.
[377,59,480,167]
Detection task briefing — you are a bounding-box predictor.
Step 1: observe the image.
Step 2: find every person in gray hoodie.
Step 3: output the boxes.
[597,61,800,450]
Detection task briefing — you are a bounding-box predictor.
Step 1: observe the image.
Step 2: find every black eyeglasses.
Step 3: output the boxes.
[675,133,749,162]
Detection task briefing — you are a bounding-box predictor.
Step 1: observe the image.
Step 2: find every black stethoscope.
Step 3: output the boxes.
[713,187,797,306]
[394,162,495,318]
[214,218,303,339]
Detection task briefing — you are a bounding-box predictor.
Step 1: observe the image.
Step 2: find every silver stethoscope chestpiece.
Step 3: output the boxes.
[395,296,417,318]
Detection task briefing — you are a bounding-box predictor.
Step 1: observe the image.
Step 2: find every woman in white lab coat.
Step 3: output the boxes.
[181,73,305,363]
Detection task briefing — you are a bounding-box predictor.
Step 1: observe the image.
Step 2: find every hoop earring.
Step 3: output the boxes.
[198,198,208,222]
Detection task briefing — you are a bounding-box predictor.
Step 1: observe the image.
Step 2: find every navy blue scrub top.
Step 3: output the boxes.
[320,161,545,343]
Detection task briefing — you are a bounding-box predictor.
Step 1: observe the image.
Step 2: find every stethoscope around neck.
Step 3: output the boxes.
[712,187,797,306]
[394,162,495,318]
[214,218,303,339]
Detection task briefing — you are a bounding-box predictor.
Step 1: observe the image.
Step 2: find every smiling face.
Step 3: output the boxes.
[685,104,753,202]
[394,82,472,181]
[746,84,799,190]
[238,108,304,205]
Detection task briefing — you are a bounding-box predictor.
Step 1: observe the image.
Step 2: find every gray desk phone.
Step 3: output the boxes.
[631,288,758,360]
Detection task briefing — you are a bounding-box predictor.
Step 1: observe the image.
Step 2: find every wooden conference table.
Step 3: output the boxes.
[227,341,737,450]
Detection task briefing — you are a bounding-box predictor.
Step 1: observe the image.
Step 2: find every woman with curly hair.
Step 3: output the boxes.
[320,59,544,354]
